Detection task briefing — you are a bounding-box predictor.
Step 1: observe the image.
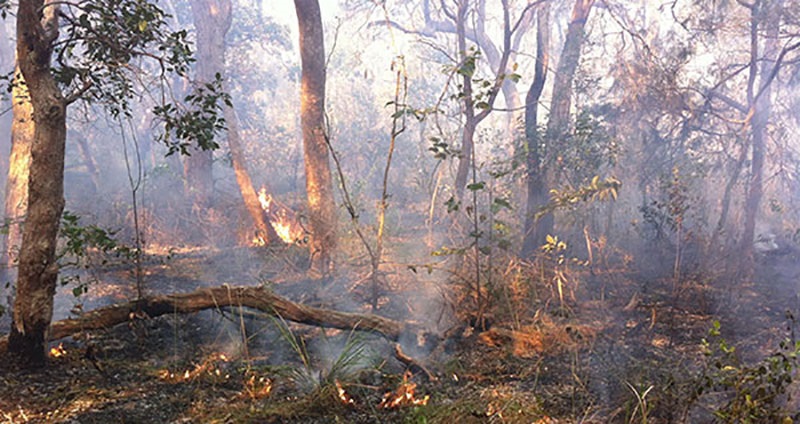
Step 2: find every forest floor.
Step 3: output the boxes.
[1,243,800,423]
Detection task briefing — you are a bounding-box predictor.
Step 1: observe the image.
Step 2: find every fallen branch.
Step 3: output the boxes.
[0,285,436,352]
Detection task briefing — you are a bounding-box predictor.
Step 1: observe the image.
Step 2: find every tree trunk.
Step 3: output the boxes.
[190,0,282,245]
[740,0,780,263]
[295,0,337,277]
[8,0,66,367]
[183,0,223,214]
[534,0,594,240]
[452,0,512,201]
[521,3,551,258]
[2,69,33,290]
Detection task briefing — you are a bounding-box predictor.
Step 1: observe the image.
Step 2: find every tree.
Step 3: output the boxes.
[8,0,68,366]
[295,0,337,277]
[190,0,281,245]
[521,0,595,256]
[7,0,226,366]
[521,2,550,257]
[2,69,32,293]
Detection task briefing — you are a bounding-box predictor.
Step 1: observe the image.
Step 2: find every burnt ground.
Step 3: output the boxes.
[1,245,800,423]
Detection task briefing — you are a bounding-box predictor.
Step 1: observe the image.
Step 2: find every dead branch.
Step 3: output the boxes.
[0,285,436,353]
[394,343,437,381]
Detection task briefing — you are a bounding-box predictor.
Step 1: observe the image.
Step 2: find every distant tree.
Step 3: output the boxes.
[520,2,550,257]
[294,0,337,276]
[521,0,595,257]
[7,0,226,366]
[190,0,281,245]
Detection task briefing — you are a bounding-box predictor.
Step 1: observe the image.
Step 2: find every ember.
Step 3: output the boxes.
[378,371,429,409]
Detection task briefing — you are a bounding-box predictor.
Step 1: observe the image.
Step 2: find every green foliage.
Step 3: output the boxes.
[551,111,618,186]
[58,211,133,297]
[44,0,229,154]
[639,167,692,238]
[539,176,621,219]
[57,0,191,111]
[153,73,231,155]
[697,321,799,422]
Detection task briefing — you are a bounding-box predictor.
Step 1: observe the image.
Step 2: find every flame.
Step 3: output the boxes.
[272,212,295,244]
[378,371,429,409]
[241,374,272,400]
[49,343,66,358]
[159,352,230,383]
[257,188,272,211]
[335,380,355,406]
[253,187,302,245]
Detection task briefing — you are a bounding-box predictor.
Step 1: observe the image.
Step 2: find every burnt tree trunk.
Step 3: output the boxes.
[191,0,281,245]
[8,0,66,367]
[295,0,337,276]
[521,3,551,258]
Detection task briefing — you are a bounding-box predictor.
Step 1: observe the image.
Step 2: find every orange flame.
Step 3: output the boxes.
[335,380,355,406]
[159,353,230,383]
[49,343,66,358]
[378,371,429,409]
[253,187,302,244]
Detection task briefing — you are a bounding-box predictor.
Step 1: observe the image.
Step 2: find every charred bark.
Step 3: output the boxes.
[8,0,67,366]
[295,0,337,276]
[0,285,435,352]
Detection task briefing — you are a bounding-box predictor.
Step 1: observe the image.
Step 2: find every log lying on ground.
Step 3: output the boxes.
[0,285,435,352]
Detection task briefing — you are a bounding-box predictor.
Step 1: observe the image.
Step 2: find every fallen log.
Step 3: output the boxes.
[0,285,436,353]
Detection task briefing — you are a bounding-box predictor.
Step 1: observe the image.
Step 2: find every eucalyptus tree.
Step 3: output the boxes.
[294,0,337,277]
[191,0,281,244]
[6,0,226,366]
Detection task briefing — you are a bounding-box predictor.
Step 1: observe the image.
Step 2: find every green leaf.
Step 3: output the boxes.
[466,182,485,191]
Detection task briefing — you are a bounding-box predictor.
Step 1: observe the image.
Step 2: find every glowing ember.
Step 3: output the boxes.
[335,380,355,406]
[378,371,429,409]
[49,343,67,358]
